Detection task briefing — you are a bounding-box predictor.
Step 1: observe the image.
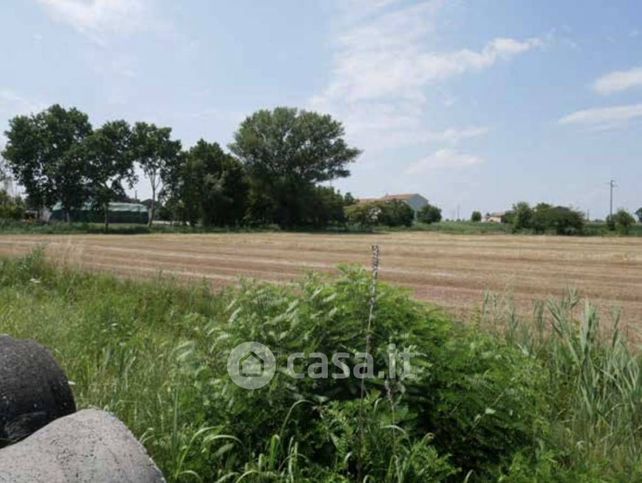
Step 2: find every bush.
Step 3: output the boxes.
[511,202,585,235]
[345,200,414,228]
[345,202,382,228]
[0,254,553,481]
[417,203,442,224]
[471,211,482,222]
[0,190,25,220]
[607,209,636,234]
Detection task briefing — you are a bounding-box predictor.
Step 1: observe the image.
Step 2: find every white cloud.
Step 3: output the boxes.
[592,67,642,95]
[36,0,152,38]
[0,90,45,117]
[405,148,484,174]
[310,1,541,152]
[559,103,642,129]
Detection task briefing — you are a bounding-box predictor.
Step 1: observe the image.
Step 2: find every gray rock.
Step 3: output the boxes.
[0,335,76,446]
[0,409,165,482]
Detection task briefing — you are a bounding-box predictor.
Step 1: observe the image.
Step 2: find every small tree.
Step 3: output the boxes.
[635,207,642,223]
[379,200,414,227]
[471,211,482,222]
[0,190,25,220]
[345,202,381,229]
[511,202,533,232]
[608,209,636,234]
[417,203,442,224]
[131,122,181,227]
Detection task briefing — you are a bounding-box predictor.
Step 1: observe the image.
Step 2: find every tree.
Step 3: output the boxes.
[379,200,414,227]
[511,202,533,232]
[635,208,642,223]
[471,211,482,222]
[345,202,382,229]
[131,122,182,226]
[2,105,92,222]
[80,121,135,231]
[162,140,248,227]
[0,190,25,220]
[417,203,442,224]
[230,107,360,227]
[608,209,636,234]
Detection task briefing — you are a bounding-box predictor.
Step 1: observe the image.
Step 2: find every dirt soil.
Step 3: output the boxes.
[1,232,641,337]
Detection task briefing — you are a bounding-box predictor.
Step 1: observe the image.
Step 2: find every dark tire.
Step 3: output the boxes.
[0,335,76,447]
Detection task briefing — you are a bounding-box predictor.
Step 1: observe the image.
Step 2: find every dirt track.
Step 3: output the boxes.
[1,232,641,335]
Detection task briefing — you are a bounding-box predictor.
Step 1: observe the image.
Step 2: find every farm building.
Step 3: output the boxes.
[358,193,429,214]
[49,202,149,224]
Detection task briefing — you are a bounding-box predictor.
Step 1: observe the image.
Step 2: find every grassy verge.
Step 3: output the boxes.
[0,252,641,481]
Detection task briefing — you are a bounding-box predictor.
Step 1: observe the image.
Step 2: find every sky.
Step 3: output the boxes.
[0,0,641,219]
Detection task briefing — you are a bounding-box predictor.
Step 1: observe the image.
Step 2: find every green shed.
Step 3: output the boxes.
[49,202,149,224]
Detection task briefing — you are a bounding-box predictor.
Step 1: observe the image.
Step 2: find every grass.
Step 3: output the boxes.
[0,251,641,481]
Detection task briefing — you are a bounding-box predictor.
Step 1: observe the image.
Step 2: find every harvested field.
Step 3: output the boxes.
[1,232,641,336]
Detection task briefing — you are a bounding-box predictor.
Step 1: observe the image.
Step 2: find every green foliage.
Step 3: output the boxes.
[511,202,585,235]
[471,210,482,222]
[0,253,566,481]
[607,209,636,234]
[2,104,92,219]
[379,199,414,227]
[481,291,642,480]
[0,190,25,220]
[511,202,533,232]
[345,202,382,229]
[417,203,442,224]
[131,122,182,226]
[230,107,360,228]
[166,140,249,227]
[636,208,642,223]
[80,120,136,231]
[345,200,414,228]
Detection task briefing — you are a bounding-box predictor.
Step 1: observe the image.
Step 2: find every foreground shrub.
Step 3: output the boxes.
[2,253,640,480]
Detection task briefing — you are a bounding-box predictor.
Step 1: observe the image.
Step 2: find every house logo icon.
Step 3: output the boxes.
[227,341,276,390]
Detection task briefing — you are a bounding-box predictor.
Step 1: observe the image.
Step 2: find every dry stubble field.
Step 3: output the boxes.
[1,232,641,336]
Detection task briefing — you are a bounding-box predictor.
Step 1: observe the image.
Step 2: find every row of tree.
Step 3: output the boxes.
[504,202,640,235]
[1,105,361,230]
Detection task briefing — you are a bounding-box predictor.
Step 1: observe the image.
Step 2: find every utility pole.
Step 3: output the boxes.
[608,179,616,218]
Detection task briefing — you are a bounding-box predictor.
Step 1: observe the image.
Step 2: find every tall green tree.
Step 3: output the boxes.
[183,140,248,227]
[635,208,642,223]
[229,107,360,227]
[2,105,92,221]
[80,120,135,231]
[131,122,182,226]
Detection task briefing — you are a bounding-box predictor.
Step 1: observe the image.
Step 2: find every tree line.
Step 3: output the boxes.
[1,105,360,230]
[505,202,640,235]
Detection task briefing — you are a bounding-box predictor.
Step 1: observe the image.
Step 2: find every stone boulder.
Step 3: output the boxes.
[0,409,165,482]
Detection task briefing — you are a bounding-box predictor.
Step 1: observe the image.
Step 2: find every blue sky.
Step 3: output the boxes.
[1,0,641,219]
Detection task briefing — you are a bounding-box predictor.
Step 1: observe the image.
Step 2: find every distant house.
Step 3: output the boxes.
[357,193,429,215]
[483,212,505,223]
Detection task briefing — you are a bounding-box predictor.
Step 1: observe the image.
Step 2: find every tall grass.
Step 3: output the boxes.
[0,251,640,481]
[480,291,642,479]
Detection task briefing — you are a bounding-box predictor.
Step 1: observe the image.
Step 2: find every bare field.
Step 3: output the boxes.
[1,232,641,335]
